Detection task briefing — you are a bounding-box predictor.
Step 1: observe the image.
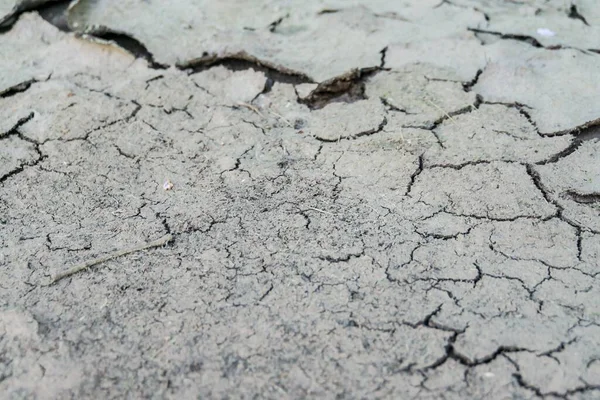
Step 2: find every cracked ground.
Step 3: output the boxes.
[1,0,600,398]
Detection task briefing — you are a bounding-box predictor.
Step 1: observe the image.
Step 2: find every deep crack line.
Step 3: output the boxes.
[405,155,424,197]
[0,79,38,98]
[0,111,34,139]
[568,4,589,26]
[513,372,600,398]
[313,116,388,143]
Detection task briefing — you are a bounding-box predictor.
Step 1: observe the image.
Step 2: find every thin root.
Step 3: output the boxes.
[46,234,174,285]
[268,109,293,127]
[238,102,265,119]
[424,98,456,123]
[306,206,334,215]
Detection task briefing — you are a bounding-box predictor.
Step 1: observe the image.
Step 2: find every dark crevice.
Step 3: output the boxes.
[300,67,380,110]
[450,345,528,367]
[462,69,483,92]
[410,304,443,329]
[514,106,541,136]
[37,0,71,31]
[534,115,599,166]
[0,79,37,98]
[0,112,34,139]
[512,373,546,397]
[479,8,490,22]
[318,9,340,15]
[401,304,458,333]
[0,114,44,184]
[180,52,312,85]
[481,100,543,136]
[318,251,364,263]
[470,28,597,54]
[405,155,424,196]
[420,96,482,131]
[385,244,421,283]
[257,283,274,302]
[313,116,387,143]
[157,213,172,236]
[373,12,410,22]
[545,117,600,137]
[427,159,493,171]
[524,164,557,211]
[379,46,388,68]
[562,190,600,204]
[380,97,412,114]
[535,138,582,165]
[484,272,534,296]
[487,99,598,138]
[446,211,556,223]
[423,329,528,371]
[113,144,137,160]
[514,372,600,397]
[524,164,592,237]
[576,123,600,142]
[0,155,43,184]
[59,100,141,143]
[144,74,164,90]
[268,14,287,33]
[248,62,289,101]
[129,100,142,116]
[241,119,266,135]
[353,117,388,139]
[220,146,255,177]
[469,28,544,48]
[537,338,578,364]
[415,225,475,242]
[576,228,583,262]
[568,4,589,26]
[408,267,482,287]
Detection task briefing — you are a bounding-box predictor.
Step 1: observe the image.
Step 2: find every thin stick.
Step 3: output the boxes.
[306,206,334,215]
[268,109,293,127]
[237,102,265,119]
[424,98,456,123]
[48,234,173,285]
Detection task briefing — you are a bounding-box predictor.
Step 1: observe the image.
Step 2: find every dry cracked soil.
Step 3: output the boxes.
[1,0,600,399]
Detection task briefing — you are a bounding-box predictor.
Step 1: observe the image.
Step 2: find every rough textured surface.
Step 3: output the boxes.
[1,2,600,399]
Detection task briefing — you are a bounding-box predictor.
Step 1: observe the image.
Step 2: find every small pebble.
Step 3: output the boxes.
[536,28,556,37]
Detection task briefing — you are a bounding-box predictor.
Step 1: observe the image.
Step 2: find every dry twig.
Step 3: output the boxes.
[47,234,173,285]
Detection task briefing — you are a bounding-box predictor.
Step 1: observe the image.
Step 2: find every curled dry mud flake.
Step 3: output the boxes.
[0,0,59,27]
[0,13,146,96]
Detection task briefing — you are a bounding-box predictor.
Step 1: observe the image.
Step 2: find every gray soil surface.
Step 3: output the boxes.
[1,1,600,399]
